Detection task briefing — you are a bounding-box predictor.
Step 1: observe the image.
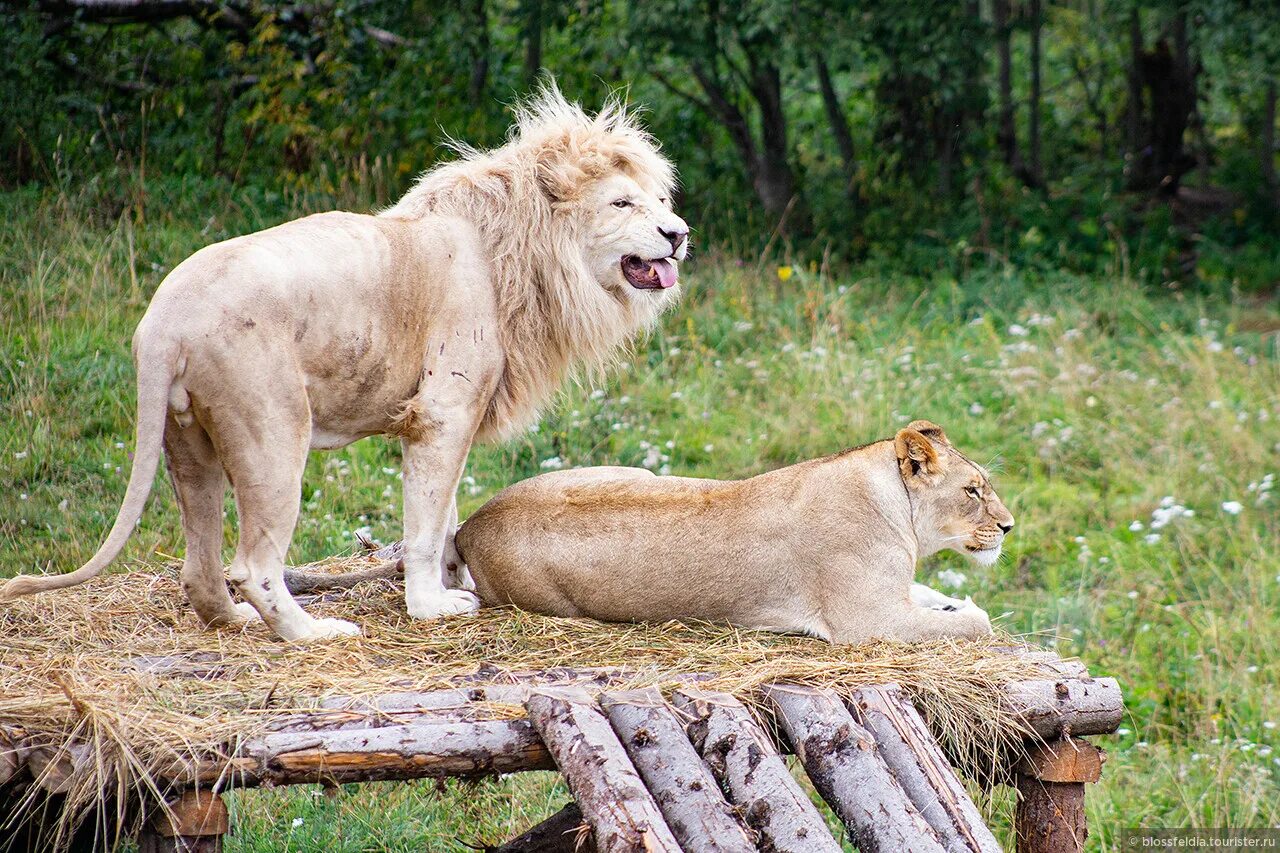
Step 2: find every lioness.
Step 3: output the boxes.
[456,421,1013,644]
[1,88,689,642]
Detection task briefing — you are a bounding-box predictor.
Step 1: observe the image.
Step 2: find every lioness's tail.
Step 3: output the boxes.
[1,340,174,600]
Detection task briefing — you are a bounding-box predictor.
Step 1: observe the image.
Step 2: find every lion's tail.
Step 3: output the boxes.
[2,339,174,600]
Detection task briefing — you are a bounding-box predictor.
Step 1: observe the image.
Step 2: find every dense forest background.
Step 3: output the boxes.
[3,0,1279,284]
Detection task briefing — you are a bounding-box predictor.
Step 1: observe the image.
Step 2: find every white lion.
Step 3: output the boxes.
[1,87,689,642]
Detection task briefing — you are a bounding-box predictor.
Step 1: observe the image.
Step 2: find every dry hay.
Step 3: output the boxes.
[0,554,1053,844]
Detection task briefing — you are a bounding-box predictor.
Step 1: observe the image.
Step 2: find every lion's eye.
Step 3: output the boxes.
[966,485,981,499]
[612,199,632,209]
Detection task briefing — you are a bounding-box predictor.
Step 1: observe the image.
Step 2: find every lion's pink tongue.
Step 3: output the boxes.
[652,258,677,289]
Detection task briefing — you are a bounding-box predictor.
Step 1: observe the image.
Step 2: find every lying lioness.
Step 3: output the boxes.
[456,421,1013,643]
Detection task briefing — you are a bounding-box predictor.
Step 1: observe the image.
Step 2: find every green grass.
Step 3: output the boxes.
[2,182,1279,850]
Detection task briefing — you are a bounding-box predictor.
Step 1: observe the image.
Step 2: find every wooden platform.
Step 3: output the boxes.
[0,650,1121,853]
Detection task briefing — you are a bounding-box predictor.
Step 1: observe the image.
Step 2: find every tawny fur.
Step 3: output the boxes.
[457,422,1016,645]
[1,86,689,643]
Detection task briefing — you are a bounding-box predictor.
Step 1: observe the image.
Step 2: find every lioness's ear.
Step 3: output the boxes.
[895,427,948,481]
[905,420,950,447]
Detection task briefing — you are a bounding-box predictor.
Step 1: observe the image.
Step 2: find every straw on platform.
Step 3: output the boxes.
[0,555,1051,842]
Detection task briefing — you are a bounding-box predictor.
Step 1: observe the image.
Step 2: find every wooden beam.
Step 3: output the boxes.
[762,684,946,853]
[1013,739,1103,853]
[850,684,1000,853]
[672,687,842,853]
[599,688,756,853]
[525,689,681,853]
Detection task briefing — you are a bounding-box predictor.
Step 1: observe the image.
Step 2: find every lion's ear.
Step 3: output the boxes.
[905,420,950,447]
[895,427,948,482]
[534,141,587,204]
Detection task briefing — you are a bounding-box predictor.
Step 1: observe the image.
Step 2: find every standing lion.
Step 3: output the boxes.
[1,87,689,642]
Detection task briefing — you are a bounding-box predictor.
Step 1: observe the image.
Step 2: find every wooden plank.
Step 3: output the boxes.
[850,684,1001,853]
[599,688,755,853]
[672,687,841,853]
[762,684,946,853]
[525,688,681,853]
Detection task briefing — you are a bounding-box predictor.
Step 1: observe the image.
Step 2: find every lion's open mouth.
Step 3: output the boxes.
[621,256,677,290]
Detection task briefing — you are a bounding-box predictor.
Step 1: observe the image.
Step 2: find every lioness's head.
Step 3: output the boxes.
[895,420,1014,567]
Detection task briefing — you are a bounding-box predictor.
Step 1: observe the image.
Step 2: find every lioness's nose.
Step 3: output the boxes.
[998,520,1014,534]
[658,225,688,252]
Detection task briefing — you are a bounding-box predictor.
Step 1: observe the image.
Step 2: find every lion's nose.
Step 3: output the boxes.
[658,225,688,253]
[998,520,1014,534]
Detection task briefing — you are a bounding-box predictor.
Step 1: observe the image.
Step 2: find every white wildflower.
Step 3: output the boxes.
[937,569,967,590]
[1008,324,1029,337]
[1221,501,1244,515]
[1144,533,1162,545]
[1129,521,1144,531]
[968,402,985,415]
[539,456,565,471]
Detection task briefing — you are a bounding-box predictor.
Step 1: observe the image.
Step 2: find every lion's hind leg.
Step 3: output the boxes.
[164,419,250,628]
[216,390,360,642]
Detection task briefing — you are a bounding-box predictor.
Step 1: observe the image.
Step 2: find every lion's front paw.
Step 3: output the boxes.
[408,589,481,620]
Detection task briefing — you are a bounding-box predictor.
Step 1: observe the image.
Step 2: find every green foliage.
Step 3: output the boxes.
[4,0,1277,276]
[3,188,1279,848]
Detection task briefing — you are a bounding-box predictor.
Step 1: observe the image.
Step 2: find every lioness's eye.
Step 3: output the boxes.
[966,485,981,499]
[612,199,632,208]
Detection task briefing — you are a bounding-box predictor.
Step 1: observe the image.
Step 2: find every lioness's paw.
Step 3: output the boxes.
[408,589,481,620]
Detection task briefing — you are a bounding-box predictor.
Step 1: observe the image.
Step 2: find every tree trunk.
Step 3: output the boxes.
[1025,0,1043,187]
[814,53,857,198]
[1125,9,1144,174]
[1264,82,1278,205]
[523,0,543,84]
[467,0,490,105]
[747,55,806,232]
[994,0,1021,172]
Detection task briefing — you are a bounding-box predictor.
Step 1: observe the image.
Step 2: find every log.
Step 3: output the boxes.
[1013,739,1103,853]
[491,802,596,853]
[671,687,841,853]
[187,718,555,788]
[524,689,681,853]
[0,726,29,786]
[138,789,229,853]
[850,684,1000,853]
[27,742,93,795]
[1015,777,1086,853]
[1003,677,1123,740]
[599,688,755,853]
[762,684,945,853]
